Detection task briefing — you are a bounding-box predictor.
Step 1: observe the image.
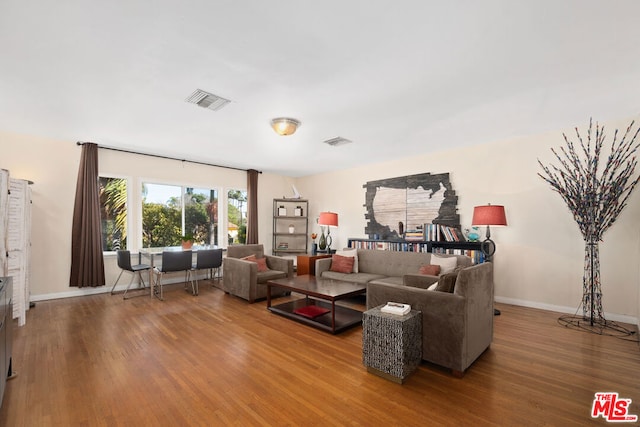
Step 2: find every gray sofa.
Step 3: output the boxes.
[316,249,493,375]
[315,249,472,286]
[367,262,494,376]
[223,244,293,303]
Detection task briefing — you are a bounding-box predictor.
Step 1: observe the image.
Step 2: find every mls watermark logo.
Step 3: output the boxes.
[592,392,638,422]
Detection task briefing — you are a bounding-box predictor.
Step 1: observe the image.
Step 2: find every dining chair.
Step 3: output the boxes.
[192,248,223,293]
[110,250,151,299]
[152,250,195,300]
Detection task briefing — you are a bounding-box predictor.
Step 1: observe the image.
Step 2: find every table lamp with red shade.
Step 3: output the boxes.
[318,212,339,253]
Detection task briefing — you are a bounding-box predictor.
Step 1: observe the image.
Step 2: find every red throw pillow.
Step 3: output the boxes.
[241,254,269,272]
[418,264,441,276]
[329,254,355,273]
[255,257,269,272]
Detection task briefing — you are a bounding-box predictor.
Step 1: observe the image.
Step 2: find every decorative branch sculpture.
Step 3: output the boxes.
[538,118,640,326]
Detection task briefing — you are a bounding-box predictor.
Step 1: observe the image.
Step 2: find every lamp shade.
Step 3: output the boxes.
[318,212,338,227]
[472,205,507,226]
[271,117,301,136]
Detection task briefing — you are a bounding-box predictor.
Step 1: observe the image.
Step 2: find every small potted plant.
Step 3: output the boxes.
[181,233,194,249]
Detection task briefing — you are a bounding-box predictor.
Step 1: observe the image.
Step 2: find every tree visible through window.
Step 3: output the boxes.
[99,177,127,251]
[228,189,247,244]
[186,187,218,246]
[142,183,218,248]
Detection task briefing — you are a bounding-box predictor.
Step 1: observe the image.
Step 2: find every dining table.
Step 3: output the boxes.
[139,245,222,297]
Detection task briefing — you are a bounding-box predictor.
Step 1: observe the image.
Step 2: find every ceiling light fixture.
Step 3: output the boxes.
[271,117,301,136]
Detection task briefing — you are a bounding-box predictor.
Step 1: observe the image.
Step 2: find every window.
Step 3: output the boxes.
[227,189,247,244]
[142,183,218,247]
[186,187,218,246]
[99,177,128,251]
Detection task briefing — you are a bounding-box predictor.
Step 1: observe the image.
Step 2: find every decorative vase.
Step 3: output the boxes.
[181,240,193,250]
[312,243,318,255]
[318,228,327,250]
[466,227,480,242]
[288,225,295,234]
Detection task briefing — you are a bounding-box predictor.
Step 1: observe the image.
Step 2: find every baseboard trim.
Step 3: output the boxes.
[28,289,639,327]
[494,296,639,326]
[30,275,211,302]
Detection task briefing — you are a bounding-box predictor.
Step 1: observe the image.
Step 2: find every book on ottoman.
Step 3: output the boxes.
[381,302,411,316]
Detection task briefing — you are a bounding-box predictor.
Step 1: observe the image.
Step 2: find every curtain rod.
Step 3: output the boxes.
[76,142,261,173]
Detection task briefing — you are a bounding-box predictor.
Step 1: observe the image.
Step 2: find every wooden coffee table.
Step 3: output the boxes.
[266,275,366,334]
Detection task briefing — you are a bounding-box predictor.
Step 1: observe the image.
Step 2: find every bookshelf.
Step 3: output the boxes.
[347,238,485,264]
[273,199,309,254]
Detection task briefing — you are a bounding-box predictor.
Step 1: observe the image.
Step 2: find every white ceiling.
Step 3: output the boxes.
[1,1,639,177]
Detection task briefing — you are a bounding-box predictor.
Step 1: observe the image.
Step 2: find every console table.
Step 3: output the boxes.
[348,238,485,264]
[296,254,332,276]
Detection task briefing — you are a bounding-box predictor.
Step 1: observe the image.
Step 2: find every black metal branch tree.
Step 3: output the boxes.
[538,118,640,333]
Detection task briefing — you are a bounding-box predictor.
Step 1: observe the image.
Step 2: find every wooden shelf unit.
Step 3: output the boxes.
[273,199,309,255]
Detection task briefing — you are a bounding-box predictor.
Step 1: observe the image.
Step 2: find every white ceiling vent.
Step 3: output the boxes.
[323,136,353,147]
[185,89,231,111]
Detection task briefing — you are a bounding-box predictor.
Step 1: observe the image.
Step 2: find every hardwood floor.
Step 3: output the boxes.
[0,281,638,426]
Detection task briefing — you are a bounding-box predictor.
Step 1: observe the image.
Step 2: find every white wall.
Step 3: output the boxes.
[1,132,78,299]
[0,131,294,299]
[297,115,640,323]
[2,115,639,325]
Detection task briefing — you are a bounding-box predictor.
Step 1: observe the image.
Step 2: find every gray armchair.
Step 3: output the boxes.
[223,244,293,303]
[366,262,494,376]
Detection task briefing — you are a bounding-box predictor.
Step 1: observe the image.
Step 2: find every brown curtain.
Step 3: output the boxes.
[246,169,259,244]
[70,143,105,287]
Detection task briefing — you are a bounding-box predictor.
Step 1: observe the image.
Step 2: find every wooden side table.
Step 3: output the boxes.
[362,305,422,384]
[296,254,332,276]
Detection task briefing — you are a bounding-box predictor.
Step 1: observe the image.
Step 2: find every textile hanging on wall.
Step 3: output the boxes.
[363,172,459,239]
[70,143,105,287]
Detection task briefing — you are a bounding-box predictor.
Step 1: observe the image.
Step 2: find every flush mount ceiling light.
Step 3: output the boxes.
[271,117,301,136]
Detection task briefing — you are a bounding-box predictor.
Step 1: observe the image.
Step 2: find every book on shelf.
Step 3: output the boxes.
[421,223,466,242]
[423,223,441,241]
[347,239,431,253]
[436,224,466,242]
[432,247,485,264]
[404,229,424,241]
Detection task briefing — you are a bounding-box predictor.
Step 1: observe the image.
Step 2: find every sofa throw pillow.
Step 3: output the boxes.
[418,264,441,276]
[329,254,355,273]
[254,257,270,272]
[435,270,458,293]
[431,255,457,274]
[335,248,358,273]
[241,254,270,272]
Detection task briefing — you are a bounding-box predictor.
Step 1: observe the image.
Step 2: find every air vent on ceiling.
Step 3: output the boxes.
[185,89,231,111]
[323,136,353,147]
